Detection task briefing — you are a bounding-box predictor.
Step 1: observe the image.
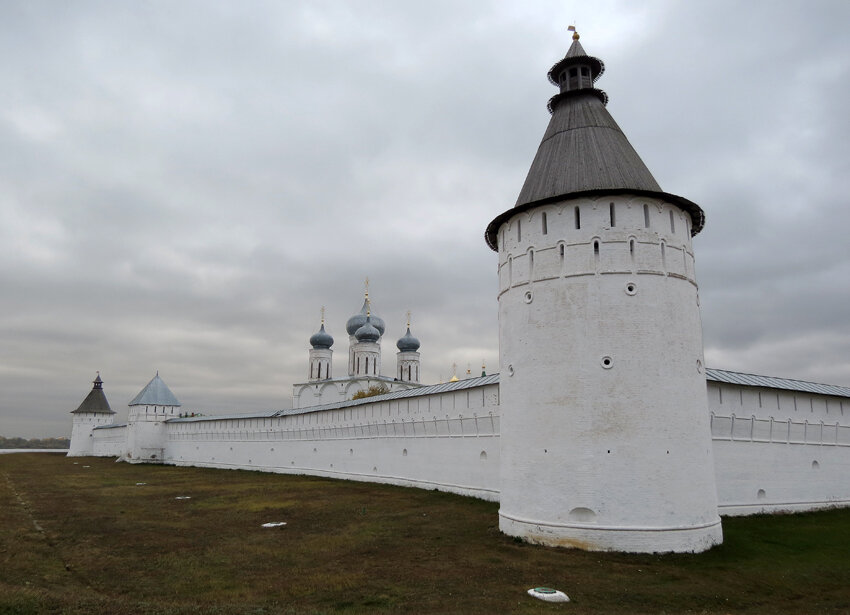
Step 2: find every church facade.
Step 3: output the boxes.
[67,32,850,553]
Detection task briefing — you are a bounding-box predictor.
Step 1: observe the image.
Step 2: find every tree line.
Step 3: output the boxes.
[0,436,70,449]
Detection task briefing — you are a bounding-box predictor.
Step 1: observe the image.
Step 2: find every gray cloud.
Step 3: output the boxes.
[1,0,848,437]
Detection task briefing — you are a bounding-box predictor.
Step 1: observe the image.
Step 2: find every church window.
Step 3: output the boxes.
[408,365,411,380]
[356,357,360,373]
[528,249,534,276]
[661,241,667,271]
[541,212,548,235]
[516,219,521,242]
[559,243,565,266]
[365,357,369,374]
[574,206,581,229]
[629,238,635,257]
[569,67,577,77]
[644,204,650,227]
[669,210,676,233]
[581,66,589,76]
[593,240,599,256]
[609,202,616,226]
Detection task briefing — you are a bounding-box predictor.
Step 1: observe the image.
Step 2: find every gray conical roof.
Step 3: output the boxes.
[485,33,704,250]
[71,373,115,414]
[129,373,181,407]
[515,93,662,205]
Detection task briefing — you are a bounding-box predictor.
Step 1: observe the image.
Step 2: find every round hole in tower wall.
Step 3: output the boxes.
[696,359,703,374]
[507,364,515,376]
[524,290,533,304]
[625,282,637,296]
[601,356,613,369]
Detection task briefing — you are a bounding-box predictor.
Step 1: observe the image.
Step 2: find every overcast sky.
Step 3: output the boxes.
[2,0,848,438]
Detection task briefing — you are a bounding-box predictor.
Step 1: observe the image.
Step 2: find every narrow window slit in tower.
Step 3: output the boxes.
[529,249,534,277]
[593,240,600,256]
[669,210,675,234]
[758,392,762,408]
[629,238,635,256]
[517,220,521,242]
[718,387,723,404]
[644,204,650,227]
[559,243,565,265]
[575,206,581,229]
[541,212,548,235]
[609,202,616,227]
[661,242,667,271]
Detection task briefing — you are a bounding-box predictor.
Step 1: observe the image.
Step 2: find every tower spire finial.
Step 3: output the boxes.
[568,24,579,40]
[406,310,411,328]
[320,305,325,325]
[364,277,369,299]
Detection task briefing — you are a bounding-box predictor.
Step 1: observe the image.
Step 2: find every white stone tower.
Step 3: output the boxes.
[351,314,382,377]
[124,372,181,463]
[396,313,421,383]
[68,372,115,456]
[308,309,334,381]
[485,30,722,553]
[346,283,385,376]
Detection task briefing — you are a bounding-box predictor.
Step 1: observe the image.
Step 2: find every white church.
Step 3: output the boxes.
[68,31,850,554]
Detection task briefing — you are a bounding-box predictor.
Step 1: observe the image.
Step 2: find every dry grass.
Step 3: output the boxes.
[2,453,849,614]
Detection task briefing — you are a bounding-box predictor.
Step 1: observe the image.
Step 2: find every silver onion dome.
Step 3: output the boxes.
[354,316,381,343]
[396,327,420,352]
[346,299,385,336]
[309,323,334,349]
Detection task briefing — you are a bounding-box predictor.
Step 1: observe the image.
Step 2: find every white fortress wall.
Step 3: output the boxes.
[92,424,127,457]
[164,378,501,501]
[707,379,850,515]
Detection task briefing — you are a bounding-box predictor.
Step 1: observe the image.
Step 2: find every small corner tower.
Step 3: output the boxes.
[396,312,421,383]
[308,308,334,381]
[68,372,115,456]
[486,28,721,553]
[125,372,181,463]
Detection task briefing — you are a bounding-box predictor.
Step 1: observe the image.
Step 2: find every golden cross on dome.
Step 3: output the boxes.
[406,310,412,327]
[320,306,325,325]
[364,277,370,299]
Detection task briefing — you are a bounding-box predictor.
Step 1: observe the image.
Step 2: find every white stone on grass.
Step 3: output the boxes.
[175,496,191,500]
[261,522,287,528]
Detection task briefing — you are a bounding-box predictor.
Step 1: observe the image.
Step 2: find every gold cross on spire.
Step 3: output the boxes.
[320,306,325,325]
[364,277,370,299]
[406,310,411,327]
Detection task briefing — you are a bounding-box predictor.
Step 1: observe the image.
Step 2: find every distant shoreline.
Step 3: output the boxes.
[0,449,69,454]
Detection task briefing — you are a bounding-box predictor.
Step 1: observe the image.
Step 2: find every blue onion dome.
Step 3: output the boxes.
[396,327,420,352]
[346,299,385,336]
[309,323,334,349]
[355,316,381,343]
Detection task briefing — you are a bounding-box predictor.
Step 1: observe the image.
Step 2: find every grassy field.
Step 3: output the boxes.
[1,453,849,614]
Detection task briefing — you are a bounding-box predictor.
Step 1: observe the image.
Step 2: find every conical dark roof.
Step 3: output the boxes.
[485,32,704,250]
[515,93,662,205]
[71,373,115,414]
